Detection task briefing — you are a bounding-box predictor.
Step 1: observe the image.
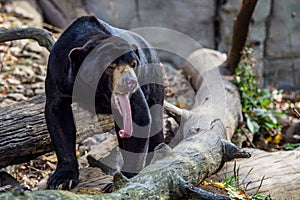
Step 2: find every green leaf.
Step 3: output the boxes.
[284,143,300,150]
[246,118,260,133]
[264,122,277,129]
[253,108,265,116]
[259,99,271,108]
[252,193,271,200]
[267,113,278,124]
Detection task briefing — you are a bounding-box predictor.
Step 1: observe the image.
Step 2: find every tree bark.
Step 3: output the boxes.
[221,0,258,74]
[0,94,114,168]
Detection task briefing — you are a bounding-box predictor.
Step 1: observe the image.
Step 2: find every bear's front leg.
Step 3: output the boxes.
[45,98,78,190]
[45,88,78,190]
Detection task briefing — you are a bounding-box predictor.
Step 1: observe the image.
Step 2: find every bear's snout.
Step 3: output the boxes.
[124,77,137,92]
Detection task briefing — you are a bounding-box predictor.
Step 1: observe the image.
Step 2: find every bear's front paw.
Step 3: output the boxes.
[46,167,79,190]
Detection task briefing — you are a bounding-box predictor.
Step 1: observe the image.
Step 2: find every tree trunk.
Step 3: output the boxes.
[221,0,258,75]
[0,94,114,168]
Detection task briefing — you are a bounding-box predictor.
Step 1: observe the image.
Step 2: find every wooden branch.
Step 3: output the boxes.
[0,28,55,51]
[164,101,185,124]
[222,0,258,74]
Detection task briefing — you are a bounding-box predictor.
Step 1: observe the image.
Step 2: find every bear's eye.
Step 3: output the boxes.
[108,63,117,69]
[130,60,137,68]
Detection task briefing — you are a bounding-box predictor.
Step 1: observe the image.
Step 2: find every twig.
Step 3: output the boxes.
[255,175,266,195]
[164,100,184,124]
[185,183,231,200]
[43,23,63,33]
[241,167,254,191]
[293,108,300,119]
[241,127,256,148]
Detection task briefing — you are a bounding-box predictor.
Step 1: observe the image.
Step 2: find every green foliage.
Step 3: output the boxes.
[221,162,269,199]
[222,167,240,198]
[284,143,300,150]
[222,167,240,199]
[232,49,283,136]
[251,193,271,200]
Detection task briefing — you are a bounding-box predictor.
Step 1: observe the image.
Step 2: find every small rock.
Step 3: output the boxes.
[35,75,45,82]
[32,64,47,76]
[13,67,36,83]
[285,122,300,143]
[34,88,44,95]
[24,41,45,54]
[24,88,34,97]
[8,46,22,56]
[31,82,44,89]
[7,93,26,101]
[6,78,20,85]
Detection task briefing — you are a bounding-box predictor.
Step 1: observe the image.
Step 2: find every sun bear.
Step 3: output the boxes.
[45,16,164,189]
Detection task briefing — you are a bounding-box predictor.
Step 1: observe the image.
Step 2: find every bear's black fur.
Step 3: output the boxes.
[45,16,164,189]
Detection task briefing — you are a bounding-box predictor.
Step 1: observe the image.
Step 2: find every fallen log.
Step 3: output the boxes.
[0,130,250,199]
[0,94,114,168]
[214,148,300,199]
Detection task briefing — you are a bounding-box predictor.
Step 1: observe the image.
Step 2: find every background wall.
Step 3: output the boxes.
[5,0,300,89]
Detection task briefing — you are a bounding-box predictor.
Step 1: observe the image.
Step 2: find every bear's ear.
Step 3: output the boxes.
[68,47,87,67]
[131,44,140,59]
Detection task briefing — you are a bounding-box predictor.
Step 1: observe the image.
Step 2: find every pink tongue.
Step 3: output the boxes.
[116,94,133,138]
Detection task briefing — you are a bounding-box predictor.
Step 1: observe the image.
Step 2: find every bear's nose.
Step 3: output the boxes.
[125,78,137,92]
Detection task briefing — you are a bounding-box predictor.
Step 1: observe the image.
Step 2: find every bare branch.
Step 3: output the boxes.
[0,27,55,51]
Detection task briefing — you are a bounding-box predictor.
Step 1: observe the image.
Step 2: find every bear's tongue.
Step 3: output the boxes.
[114,94,133,138]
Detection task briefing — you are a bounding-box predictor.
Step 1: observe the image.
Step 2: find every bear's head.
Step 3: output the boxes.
[68,35,141,138]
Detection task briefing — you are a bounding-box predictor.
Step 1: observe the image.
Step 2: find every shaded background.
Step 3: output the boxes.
[6,0,299,89]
